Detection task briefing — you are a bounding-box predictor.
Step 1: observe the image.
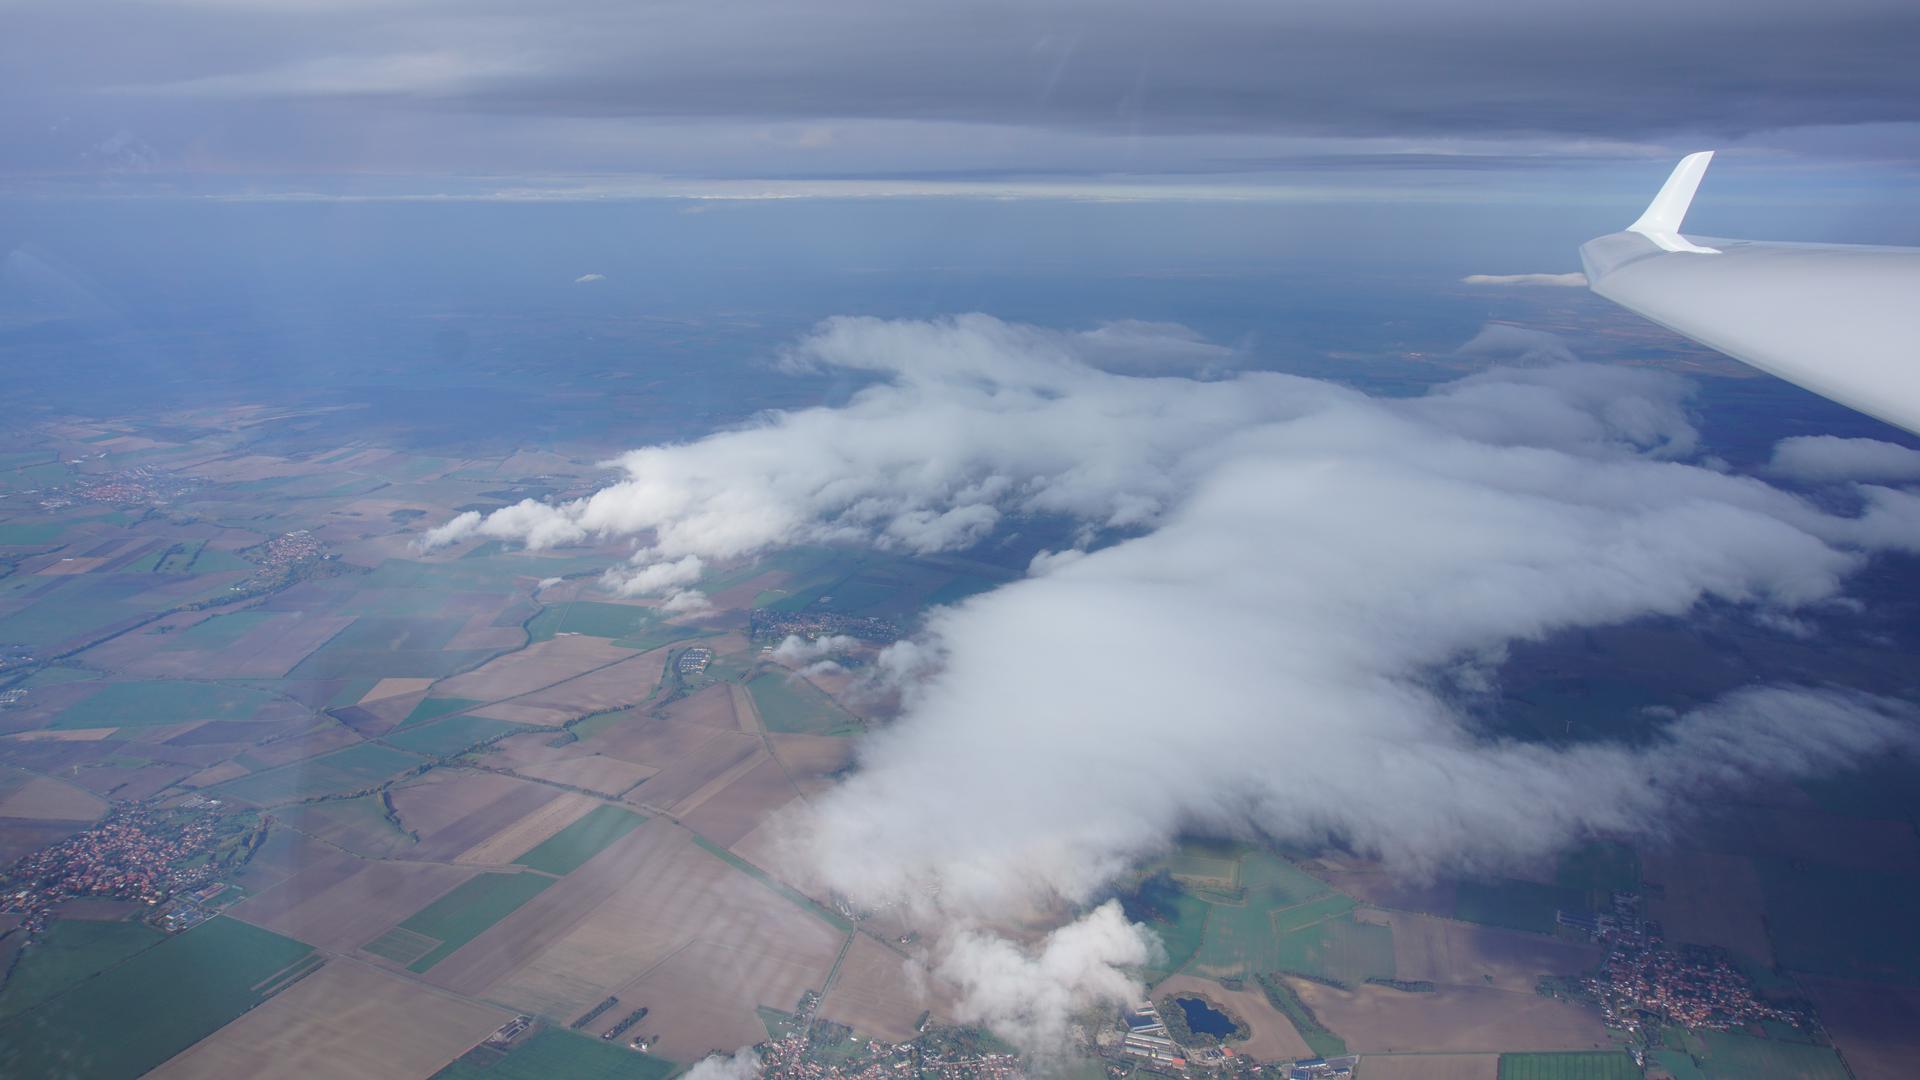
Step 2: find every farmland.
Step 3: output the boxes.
[1453,878,1588,936]
[514,803,647,875]
[146,960,511,1080]
[431,1028,676,1080]
[384,714,526,757]
[1497,1052,1641,1080]
[0,916,314,1080]
[744,671,861,736]
[50,680,280,730]
[382,870,556,972]
[212,741,428,804]
[1691,1030,1850,1080]
[0,917,164,1019]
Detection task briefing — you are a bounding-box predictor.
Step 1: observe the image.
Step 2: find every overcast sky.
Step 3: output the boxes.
[6,0,1920,200]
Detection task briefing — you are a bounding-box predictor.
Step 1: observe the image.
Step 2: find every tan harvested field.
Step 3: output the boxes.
[389,770,564,860]
[580,713,720,766]
[1384,911,1603,993]
[1307,858,1459,919]
[506,649,670,719]
[230,829,346,893]
[1153,974,1312,1061]
[817,934,953,1042]
[450,821,842,1050]
[361,677,436,705]
[37,557,107,575]
[1803,978,1920,1080]
[669,684,745,729]
[233,856,478,952]
[1356,1054,1498,1080]
[666,744,772,816]
[1642,850,1775,964]
[181,760,251,788]
[470,702,576,727]
[628,940,821,1058]
[100,613,353,680]
[433,636,637,704]
[627,732,762,810]
[680,757,802,848]
[0,774,109,820]
[2,727,118,742]
[234,724,363,769]
[768,733,855,798]
[478,730,577,770]
[0,819,90,863]
[1287,977,1611,1054]
[442,612,527,652]
[513,755,656,797]
[453,791,600,865]
[147,960,510,1080]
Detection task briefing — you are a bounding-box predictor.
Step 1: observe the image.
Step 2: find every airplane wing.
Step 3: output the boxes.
[1580,151,1920,435]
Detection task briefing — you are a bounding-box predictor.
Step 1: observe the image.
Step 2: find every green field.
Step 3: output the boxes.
[285,614,494,680]
[1497,1051,1641,1080]
[390,872,555,972]
[0,592,137,648]
[745,671,861,735]
[1754,858,1920,983]
[1694,1030,1850,1079]
[1254,973,1348,1059]
[397,696,482,730]
[383,714,525,757]
[213,741,427,804]
[1556,841,1641,894]
[0,917,313,1080]
[18,666,100,687]
[513,804,647,875]
[0,522,66,545]
[0,918,165,1019]
[51,680,279,730]
[528,600,663,640]
[1130,876,1214,977]
[1188,852,1363,980]
[1454,878,1587,935]
[430,1028,676,1080]
[1652,1049,1709,1080]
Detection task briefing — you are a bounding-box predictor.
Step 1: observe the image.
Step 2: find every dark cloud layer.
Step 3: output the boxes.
[6,0,1920,184]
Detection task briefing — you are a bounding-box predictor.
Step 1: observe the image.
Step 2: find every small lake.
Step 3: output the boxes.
[1174,996,1237,1036]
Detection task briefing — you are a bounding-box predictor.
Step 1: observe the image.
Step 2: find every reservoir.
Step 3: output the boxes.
[1174,996,1237,1036]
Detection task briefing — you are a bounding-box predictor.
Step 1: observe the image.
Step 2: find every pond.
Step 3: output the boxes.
[1174,995,1238,1036]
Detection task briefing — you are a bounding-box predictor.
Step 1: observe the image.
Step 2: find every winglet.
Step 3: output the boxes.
[1627,151,1720,254]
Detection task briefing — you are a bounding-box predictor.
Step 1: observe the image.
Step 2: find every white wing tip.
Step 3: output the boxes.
[1628,151,1720,254]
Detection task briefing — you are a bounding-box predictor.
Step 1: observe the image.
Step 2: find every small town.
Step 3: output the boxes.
[1555,891,1812,1039]
[0,806,241,935]
[749,608,901,645]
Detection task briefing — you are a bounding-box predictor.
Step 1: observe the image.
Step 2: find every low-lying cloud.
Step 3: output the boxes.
[1462,271,1588,287]
[422,314,1920,1048]
[1769,434,1920,483]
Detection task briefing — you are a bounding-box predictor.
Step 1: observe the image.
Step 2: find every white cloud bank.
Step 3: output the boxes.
[1769,434,1920,483]
[1462,271,1588,286]
[421,314,1920,1048]
[574,272,606,283]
